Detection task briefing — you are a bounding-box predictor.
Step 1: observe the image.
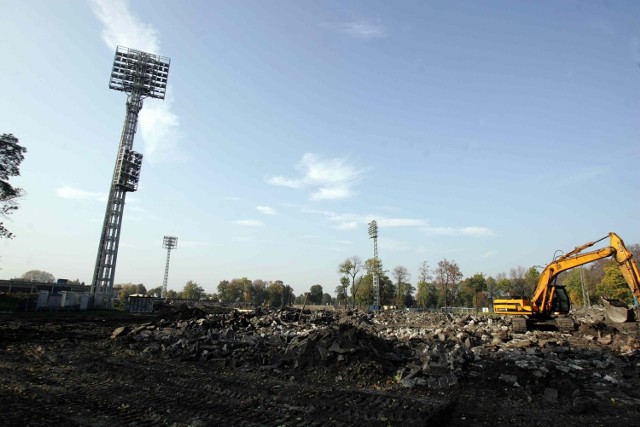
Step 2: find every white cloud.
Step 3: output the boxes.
[256,206,277,215]
[376,218,426,227]
[379,239,410,251]
[232,219,264,227]
[321,20,388,39]
[90,0,183,165]
[302,208,426,230]
[422,226,495,237]
[139,88,185,164]
[482,250,497,258]
[179,240,210,249]
[90,0,159,53]
[266,153,363,200]
[56,186,106,202]
[265,176,303,189]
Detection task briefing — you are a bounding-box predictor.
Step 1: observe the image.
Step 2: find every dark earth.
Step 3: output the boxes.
[2,307,640,426]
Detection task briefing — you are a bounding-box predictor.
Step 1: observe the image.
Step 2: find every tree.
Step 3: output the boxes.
[147,286,163,297]
[463,273,487,313]
[181,280,205,300]
[115,283,146,300]
[392,265,411,308]
[415,261,433,309]
[252,279,269,305]
[485,276,498,301]
[596,264,633,304]
[523,266,540,295]
[509,266,527,296]
[434,259,463,310]
[495,273,511,297]
[267,280,285,307]
[321,293,333,305]
[562,268,589,306]
[338,256,363,308]
[309,284,323,304]
[336,276,349,306]
[21,270,55,283]
[0,134,27,239]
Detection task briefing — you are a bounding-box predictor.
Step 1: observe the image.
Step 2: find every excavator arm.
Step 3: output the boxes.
[493,232,640,330]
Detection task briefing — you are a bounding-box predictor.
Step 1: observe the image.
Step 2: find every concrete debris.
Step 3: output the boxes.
[112,306,640,400]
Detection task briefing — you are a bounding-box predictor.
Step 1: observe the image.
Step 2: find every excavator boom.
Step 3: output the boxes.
[493,232,640,331]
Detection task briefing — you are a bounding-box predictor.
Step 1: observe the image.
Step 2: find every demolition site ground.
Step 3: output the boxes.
[2,306,640,426]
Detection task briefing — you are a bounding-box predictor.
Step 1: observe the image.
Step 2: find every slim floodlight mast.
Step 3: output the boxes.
[91,46,171,307]
[368,220,380,311]
[162,236,178,299]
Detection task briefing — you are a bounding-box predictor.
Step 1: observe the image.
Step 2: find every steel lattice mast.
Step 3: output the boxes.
[162,236,178,299]
[368,220,380,311]
[91,46,171,307]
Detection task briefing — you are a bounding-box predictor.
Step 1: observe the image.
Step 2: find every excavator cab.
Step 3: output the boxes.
[551,285,571,314]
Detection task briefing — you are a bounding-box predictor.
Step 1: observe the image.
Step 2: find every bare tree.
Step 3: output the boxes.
[417,260,432,285]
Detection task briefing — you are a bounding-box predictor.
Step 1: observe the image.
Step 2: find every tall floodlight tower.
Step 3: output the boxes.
[162,236,178,299]
[91,46,171,307]
[368,220,380,311]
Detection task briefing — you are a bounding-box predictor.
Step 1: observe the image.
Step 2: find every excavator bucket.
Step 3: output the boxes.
[602,297,635,323]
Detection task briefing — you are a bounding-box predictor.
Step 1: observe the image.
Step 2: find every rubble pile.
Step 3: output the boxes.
[112,307,640,399]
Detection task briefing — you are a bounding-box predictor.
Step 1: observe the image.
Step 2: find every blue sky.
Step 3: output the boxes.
[1,0,639,295]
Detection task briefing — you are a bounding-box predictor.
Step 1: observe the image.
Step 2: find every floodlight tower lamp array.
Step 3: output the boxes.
[162,236,178,299]
[91,46,171,307]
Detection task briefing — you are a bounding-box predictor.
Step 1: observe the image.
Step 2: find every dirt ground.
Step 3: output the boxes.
[2,309,640,426]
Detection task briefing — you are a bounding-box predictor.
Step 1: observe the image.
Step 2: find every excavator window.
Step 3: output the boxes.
[552,286,571,314]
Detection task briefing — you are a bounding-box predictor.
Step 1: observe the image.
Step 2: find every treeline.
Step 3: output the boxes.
[331,246,640,310]
[21,241,640,309]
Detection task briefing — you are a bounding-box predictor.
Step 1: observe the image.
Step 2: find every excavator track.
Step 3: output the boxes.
[555,317,575,332]
[511,318,528,333]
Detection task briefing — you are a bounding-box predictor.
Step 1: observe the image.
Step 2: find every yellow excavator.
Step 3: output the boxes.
[493,232,640,332]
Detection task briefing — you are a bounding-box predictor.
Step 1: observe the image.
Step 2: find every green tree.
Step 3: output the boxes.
[495,273,511,297]
[434,259,463,310]
[485,276,498,300]
[415,261,432,309]
[181,280,205,300]
[523,266,540,295]
[309,284,323,304]
[267,280,285,307]
[392,265,411,308]
[116,283,146,300]
[354,274,373,306]
[0,134,27,239]
[463,273,487,313]
[321,293,333,305]
[562,268,588,306]
[335,276,349,306]
[338,256,363,308]
[252,279,269,305]
[596,264,633,304]
[147,286,163,297]
[21,270,55,283]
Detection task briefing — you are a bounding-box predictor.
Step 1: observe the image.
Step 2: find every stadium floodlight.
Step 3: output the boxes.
[162,236,178,299]
[368,220,380,311]
[368,220,378,239]
[91,46,172,307]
